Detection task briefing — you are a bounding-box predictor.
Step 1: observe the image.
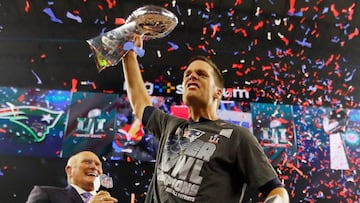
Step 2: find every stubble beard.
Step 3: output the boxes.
[183,91,206,108]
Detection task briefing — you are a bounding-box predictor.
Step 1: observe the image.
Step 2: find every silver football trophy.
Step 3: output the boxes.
[87,5,178,72]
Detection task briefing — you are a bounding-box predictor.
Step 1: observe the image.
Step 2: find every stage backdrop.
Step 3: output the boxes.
[0,86,359,202]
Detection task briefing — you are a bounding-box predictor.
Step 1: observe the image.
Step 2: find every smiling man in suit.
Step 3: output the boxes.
[26,151,118,203]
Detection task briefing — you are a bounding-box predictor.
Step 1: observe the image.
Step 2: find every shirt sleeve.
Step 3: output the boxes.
[236,127,281,193]
[142,106,156,126]
[258,178,283,197]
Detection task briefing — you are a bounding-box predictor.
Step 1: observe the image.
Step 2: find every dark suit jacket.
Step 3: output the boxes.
[26,185,84,203]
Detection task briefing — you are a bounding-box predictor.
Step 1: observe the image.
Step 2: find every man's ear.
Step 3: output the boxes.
[65,165,71,176]
[213,87,222,100]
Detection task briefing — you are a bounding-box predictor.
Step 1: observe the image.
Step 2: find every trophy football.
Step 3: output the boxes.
[87,5,178,72]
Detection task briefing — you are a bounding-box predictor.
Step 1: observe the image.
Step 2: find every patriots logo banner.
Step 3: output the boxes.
[0,103,66,157]
[0,87,70,157]
[0,105,64,142]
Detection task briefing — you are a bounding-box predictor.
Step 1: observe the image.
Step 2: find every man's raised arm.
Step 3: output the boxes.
[121,35,152,121]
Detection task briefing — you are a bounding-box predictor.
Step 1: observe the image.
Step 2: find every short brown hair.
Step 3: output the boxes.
[188,55,224,88]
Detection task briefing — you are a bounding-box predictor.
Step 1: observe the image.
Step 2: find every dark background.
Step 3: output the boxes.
[1,0,359,107]
[0,0,359,202]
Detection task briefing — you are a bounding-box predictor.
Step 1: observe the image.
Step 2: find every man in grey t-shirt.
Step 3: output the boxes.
[121,35,289,203]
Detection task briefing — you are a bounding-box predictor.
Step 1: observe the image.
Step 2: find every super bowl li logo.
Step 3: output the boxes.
[74,108,107,138]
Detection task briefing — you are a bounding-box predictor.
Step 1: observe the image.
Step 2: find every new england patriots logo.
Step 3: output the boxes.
[0,103,64,142]
[183,128,205,142]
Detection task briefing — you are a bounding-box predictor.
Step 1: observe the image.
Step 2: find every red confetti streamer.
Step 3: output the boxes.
[202,27,207,35]
[335,54,341,60]
[205,2,214,10]
[211,24,220,38]
[198,44,206,51]
[279,35,289,45]
[330,4,339,18]
[235,71,243,76]
[127,156,132,162]
[300,7,309,12]
[347,3,355,21]
[234,28,247,37]
[91,83,97,90]
[288,24,294,32]
[106,0,116,9]
[348,28,359,40]
[313,5,319,12]
[228,9,235,16]
[71,78,78,92]
[115,18,125,25]
[24,0,30,13]
[300,17,306,24]
[244,68,252,74]
[253,21,264,31]
[288,0,296,14]
[325,54,334,66]
[232,63,243,69]
[103,90,114,94]
[205,2,211,10]
[234,0,242,6]
[17,94,25,102]
[262,65,272,71]
[186,44,194,51]
[180,65,187,71]
[72,10,80,15]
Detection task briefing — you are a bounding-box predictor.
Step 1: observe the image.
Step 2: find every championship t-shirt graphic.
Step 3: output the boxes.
[157,127,216,202]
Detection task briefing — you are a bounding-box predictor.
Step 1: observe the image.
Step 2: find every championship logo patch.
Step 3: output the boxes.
[183,128,205,142]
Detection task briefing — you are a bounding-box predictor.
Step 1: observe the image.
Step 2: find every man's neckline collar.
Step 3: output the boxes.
[189,117,212,124]
[70,184,96,196]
